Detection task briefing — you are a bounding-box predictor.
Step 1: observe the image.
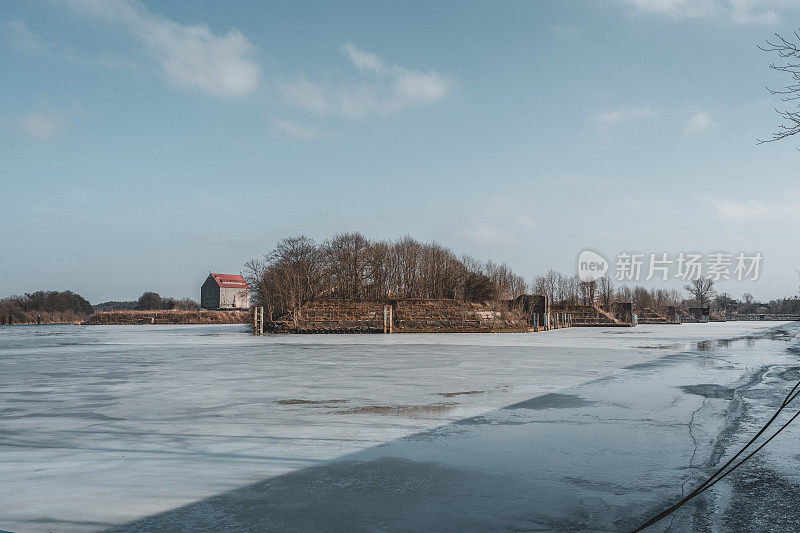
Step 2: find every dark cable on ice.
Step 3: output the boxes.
[631,377,800,532]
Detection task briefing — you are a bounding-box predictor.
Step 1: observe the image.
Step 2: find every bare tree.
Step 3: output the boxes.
[632,286,652,311]
[579,280,597,305]
[615,284,633,303]
[714,292,736,316]
[758,32,800,143]
[668,289,683,307]
[531,269,558,306]
[597,276,614,308]
[685,278,716,308]
[463,272,497,302]
[323,232,369,299]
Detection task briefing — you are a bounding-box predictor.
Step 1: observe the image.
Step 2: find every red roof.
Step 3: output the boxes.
[210,273,249,289]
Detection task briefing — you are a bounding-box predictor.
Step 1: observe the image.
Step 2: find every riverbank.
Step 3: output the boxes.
[84,309,249,325]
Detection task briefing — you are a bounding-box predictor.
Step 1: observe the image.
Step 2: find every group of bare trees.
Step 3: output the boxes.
[245,233,749,322]
[529,270,615,308]
[530,269,684,311]
[244,233,527,320]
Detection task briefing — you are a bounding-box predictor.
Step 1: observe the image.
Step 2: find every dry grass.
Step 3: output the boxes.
[84,309,250,325]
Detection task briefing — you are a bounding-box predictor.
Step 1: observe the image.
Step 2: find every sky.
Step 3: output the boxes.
[2,0,800,303]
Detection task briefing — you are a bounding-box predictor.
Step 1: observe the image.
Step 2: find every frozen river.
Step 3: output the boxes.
[1,322,798,532]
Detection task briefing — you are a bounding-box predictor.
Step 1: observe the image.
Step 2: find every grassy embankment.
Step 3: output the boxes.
[84,309,250,325]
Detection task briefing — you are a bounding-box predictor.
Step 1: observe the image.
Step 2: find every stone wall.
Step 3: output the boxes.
[394,299,528,332]
[271,300,386,333]
[270,298,531,333]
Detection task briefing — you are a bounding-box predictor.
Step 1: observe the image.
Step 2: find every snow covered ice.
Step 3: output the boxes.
[1,322,798,532]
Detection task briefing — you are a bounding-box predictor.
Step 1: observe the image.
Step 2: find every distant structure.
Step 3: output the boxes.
[201,273,250,310]
[688,306,710,323]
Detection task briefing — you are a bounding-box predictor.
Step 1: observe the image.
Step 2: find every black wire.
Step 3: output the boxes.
[631,378,800,532]
[689,406,800,499]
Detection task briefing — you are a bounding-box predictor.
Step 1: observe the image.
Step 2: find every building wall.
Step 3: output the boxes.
[219,287,250,309]
[200,276,221,309]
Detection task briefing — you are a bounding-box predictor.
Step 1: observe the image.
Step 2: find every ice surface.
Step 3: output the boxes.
[0,322,796,532]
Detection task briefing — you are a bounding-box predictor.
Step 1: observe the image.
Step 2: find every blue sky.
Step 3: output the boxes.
[2,0,800,303]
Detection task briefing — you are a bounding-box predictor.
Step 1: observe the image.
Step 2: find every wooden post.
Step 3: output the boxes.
[254,306,264,335]
[383,305,388,334]
[388,305,393,333]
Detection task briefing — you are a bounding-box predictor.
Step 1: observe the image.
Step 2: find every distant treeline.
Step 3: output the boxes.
[717,293,800,316]
[245,233,527,321]
[530,270,684,310]
[92,300,139,312]
[532,269,800,318]
[0,291,92,323]
[94,292,199,312]
[0,290,200,323]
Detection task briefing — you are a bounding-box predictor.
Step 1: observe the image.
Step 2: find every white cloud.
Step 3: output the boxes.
[618,0,798,25]
[593,105,657,127]
[343,44,385,74]
[3,18,143,73]
[2,19,50,53]
[705,196,800,221]
[280,44,448,118]
[485,196,538,230]
[17,111,68,140]
[462,196,538,246]
[684,111,713,134]
[273,119,321,140]
[464,225,518,246]
[64,0,260,98]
